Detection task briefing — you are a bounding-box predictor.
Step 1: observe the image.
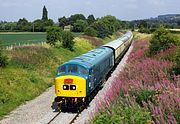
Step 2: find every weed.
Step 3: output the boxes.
[91,38,179,123]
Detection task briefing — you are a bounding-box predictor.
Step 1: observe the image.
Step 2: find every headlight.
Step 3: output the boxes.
[70,85,76,90]
[63,85,69,90]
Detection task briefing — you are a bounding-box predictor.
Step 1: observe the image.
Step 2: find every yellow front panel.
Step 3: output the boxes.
[55,75,86,97]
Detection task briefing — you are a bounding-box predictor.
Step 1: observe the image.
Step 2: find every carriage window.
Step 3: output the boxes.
[57,66,66,75]
[68,65,78,73]
[79,66,88,75]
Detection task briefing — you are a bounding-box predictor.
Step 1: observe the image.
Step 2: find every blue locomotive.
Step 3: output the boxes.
[54,31,133,109]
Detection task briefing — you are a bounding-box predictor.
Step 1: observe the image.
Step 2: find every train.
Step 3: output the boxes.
[54,31,133,110]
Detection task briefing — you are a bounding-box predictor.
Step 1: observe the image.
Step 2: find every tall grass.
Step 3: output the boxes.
[91,39,179,123]
[0,38,94,120]
[11,46,56,69]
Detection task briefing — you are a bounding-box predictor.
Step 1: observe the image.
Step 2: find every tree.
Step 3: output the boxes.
[17,18,31,31]
[87,14,95,24]
[58,16,68,28]
[177,21,180,26]
[138,20,148,29]
[121,21,130,29]
[0,22,17,31]
[69,14,86,25]
[33,19,44,32]
[46,27,63,46]
[84,27,97,37]
[138,20,151,33]
[149,26,177,55]
[33,19,53,32]
[62,31,75,51]
[44,19,54,27]
[42,6,48,20]
[72,20,88,32]
[99,15,121,34]
[92,21,110,38]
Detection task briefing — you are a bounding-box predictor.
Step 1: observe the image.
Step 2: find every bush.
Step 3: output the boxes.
[130,89,157,106]
[46,26,63,46]
[62,31,75,51]
[156,47,180,75]
[72,20,88,32]
[92,97,152,124]
[149,26,177,55]
[0,51,8,68]
[0,41,8,68]
[92,21,110,38]
[173,48,180,74]
[84,27,97,37]
[138,27,150,34]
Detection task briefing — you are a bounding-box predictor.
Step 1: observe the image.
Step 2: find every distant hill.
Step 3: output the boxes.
[132,14,180,29]
[151,14,180,22]
[157,14,180,19]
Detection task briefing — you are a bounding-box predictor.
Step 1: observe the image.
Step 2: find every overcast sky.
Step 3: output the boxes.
[0,0,180,22]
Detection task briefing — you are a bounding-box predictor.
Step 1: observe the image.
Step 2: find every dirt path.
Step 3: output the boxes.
[0,86,55,124]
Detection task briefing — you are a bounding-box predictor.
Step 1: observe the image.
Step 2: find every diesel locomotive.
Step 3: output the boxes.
[54,31,133,109]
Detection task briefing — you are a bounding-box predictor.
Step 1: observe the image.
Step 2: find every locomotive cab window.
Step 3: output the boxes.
[68,65,78,73]
[57,65,66,75]
[79,66,88,75]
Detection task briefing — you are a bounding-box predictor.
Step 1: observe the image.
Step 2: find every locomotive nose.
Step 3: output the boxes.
[55,75,86,97]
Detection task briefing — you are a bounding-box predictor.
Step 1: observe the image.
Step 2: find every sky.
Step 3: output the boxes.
[0,0,180,22]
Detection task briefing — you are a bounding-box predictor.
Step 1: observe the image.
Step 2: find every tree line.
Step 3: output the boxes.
[0,6,53,32]
[45,14,126,51]
[0,6,130,35]
[131,14,180,33]
[58,14,124,38]
[45,13,127,52]
[0,13,125,38]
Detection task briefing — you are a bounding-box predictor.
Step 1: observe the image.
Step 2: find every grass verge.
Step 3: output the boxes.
[0,37,94,119]
[0,32,120,120]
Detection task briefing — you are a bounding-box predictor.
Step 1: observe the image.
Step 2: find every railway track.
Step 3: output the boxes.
[38,44,133,124]
[46,112,80,124]
[47,112,61,124]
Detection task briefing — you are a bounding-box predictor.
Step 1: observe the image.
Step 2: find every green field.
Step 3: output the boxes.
[0,32,46,47]
[0,32,85,47]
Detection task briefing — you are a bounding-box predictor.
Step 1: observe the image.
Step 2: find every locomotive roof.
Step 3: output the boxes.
[103,31,133,50]
[62,47,113,69]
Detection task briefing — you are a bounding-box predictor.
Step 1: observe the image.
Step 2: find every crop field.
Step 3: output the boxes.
[0,32,46,47]
[174,33,180,41]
